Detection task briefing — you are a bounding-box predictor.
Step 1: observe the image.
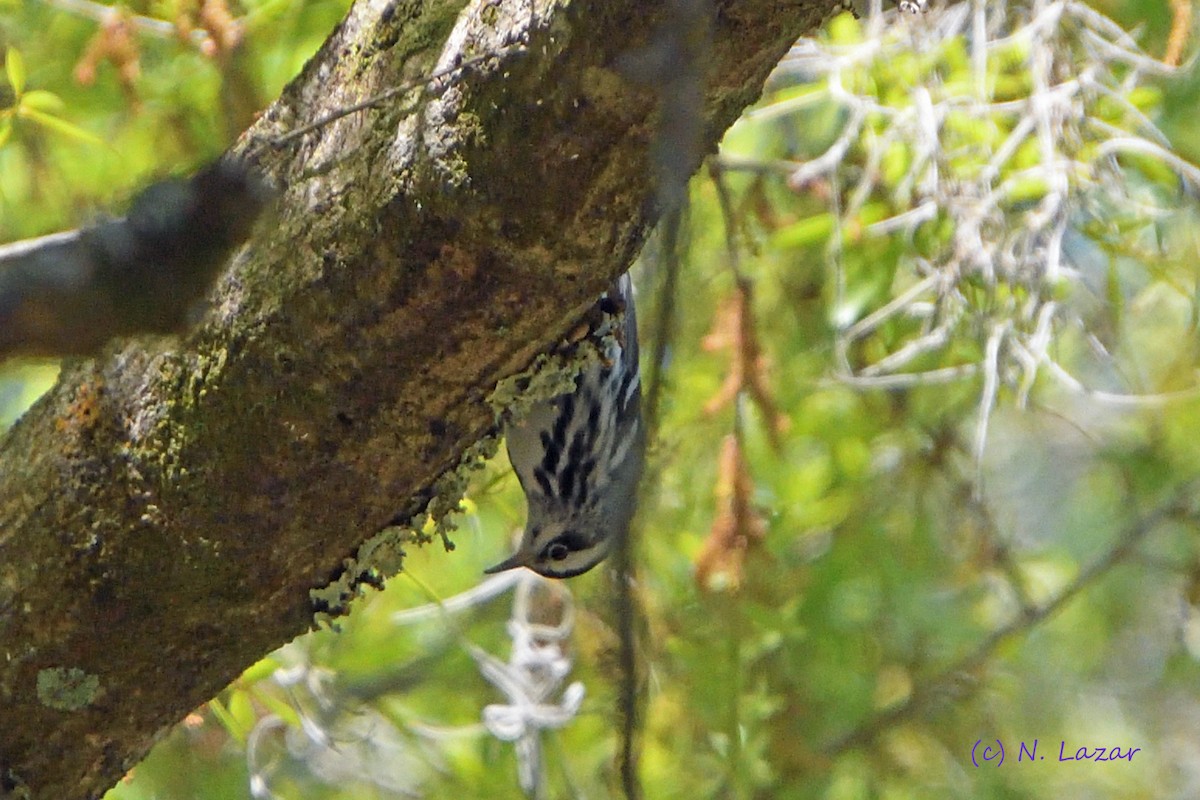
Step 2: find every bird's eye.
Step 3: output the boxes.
[546,542,571,561]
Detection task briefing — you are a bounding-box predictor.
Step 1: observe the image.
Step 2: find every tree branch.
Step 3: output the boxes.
[0,160,267,358]
[0,0,838,797]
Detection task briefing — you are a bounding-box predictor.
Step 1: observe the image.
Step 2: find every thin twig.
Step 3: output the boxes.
[1164,0,1192,67]
[264,48,518,151]
[708,161,745,281]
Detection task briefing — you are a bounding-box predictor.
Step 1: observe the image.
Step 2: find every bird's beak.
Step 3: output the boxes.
[483,548,534,574]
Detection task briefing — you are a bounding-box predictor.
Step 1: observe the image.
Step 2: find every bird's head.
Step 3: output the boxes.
[484,504,616,579]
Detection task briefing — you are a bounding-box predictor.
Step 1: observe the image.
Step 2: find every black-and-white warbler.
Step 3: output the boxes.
[486,273,645,579]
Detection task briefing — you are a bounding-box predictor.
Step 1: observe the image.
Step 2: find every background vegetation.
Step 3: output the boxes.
[4,0,1200,797]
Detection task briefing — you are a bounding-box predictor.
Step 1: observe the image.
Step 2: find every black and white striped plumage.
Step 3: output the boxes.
[487,273,645,579]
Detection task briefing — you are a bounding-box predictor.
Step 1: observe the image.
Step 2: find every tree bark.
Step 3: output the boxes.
[0,0,835,797]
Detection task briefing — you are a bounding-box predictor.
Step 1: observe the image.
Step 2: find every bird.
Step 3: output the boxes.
[486,273,645,578]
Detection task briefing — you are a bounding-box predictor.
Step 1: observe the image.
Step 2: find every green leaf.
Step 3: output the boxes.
[225,689,256,742]
[252,688,302,729]
[5,48,25,95]
[771,212,836,250]
[18,90,63,113]
[205,698,238,737]
[239,656,281,685]
[16,107,102,145]
[0,118,11,150]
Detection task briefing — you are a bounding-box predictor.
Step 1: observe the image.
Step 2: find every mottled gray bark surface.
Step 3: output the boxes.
[0,1,835,797]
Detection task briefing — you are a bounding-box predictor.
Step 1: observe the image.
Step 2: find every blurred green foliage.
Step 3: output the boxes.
[0,0,348,239]
[4,0,1200,798]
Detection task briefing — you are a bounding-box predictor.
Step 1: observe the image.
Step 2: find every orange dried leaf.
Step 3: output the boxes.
[694,435,767,593]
